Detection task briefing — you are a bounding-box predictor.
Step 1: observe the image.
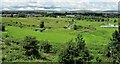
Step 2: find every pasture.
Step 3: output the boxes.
[2,16,117,62]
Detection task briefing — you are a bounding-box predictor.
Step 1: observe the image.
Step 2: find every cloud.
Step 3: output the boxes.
[1,0,119,11]
[16,7,34,10]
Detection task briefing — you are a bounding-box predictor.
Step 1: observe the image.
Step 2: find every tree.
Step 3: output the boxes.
[58,34,93,64]
[107,23,120,63]
[10,13,13,17]
[101,19,104,22]
[58,41,76,64]
[2,25,5,31]
[114,20,117,23]
[75,34,86,50]
[72,19,74,22]
[74,34,93,63]
[73,25,77,30]
[40,41,52,53]
[96,57,102,62]
[23,36,41,59]
[18,12,26,18]
[40,21,44,28]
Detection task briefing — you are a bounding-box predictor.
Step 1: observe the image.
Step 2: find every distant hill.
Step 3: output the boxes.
[103,10,118,12]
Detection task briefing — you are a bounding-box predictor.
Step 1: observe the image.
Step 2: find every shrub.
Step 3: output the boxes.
[2,42,26,61]
[32,25,35,27]
[114,20,117,23]
[40,41,52,53]
[73,25,77,30]
[58,34,93,64]
[4,38,13,45]
[40,21,44,28]
[2,25,5,31]
[58,41,76,64]
[96,57,102,62]
[23,36,41,59]
[106,23,120,63]
[18,12,26,18]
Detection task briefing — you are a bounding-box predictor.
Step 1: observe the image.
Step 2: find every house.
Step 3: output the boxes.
[66,15,75,17]
[13,14,18,17]
[100,24,118,28]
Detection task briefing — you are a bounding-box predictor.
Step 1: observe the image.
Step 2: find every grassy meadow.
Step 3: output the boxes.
[2,16,118,62]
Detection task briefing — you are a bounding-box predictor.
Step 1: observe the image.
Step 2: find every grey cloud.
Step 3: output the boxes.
[1,0,118,11]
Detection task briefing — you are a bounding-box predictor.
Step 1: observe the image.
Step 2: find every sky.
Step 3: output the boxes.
[1,0,120,11]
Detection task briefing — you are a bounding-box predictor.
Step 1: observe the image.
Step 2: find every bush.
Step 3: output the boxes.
[2,25,5,31]
[32,25,35,27]
[2,42,26,62]
[63,26,67,29]
[73,25,77,30]
[18,12,26,18]
[4,38,13,45]
[96,57,102,62]
[58,41,76,64]
[58,34,93,64]
[23,36,41,59]
[106,23,120,62]
[40,41,52,53]
[40,21,44,28]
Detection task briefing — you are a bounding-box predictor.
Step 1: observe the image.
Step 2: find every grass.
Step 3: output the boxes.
[2,17,71,28]
[3,26,75,43]
[2,17,118,62]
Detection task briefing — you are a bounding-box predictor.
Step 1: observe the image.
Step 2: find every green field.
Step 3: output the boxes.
[2,17,118,62]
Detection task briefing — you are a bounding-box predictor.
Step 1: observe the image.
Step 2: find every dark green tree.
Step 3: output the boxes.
[74,34,93,63]
[18,12,26,18]
[23,36,41,59]
[10,13,13,17]
[58,34,93,64]
[107,23,120,63]
[114,20,117,23]
[40,41,52,53]
[75,34,86,50]
[73,25,77,30]
[96,57,102,62]
[2,25,5,31]
[40,21,44,28]
[72,19,74,22]
[58,41,76,64]
[101,19,104,22]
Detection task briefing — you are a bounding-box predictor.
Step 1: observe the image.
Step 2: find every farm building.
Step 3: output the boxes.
[66,15,75,17]
[100,24,118,28]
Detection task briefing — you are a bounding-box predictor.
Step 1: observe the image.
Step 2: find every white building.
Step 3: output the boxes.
[100,24,118,28]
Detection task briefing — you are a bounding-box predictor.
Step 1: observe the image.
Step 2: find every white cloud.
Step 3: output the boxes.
[17,7,34,10]
[1,0,119,11]
[2,8,10,10]
[35,8,46,10]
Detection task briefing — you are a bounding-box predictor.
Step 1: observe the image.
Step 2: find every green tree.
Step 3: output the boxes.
[10,13,13,17]
[40,41,52,53]
[58,41,76,64]
[74,34,93,63]
[23,36,41,59]
[114,20,117,23]
[75,34,86,50]
[2,25,5,31]
[58,34,93,64]
[73,25,77,30]
[107,23,120,63]
[18,12,26,18]
[40,21,44,28]
[96,57,102,62]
